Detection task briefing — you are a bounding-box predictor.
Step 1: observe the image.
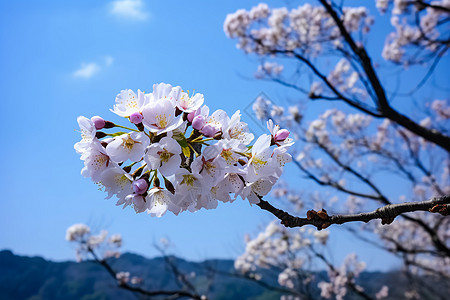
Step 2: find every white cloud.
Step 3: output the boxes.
[105,55,114,67]
[72,63,101,79]
[110,0,149,21]
[72,56,114,79]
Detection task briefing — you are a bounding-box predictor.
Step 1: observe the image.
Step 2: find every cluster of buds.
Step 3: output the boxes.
[75,83,294,217]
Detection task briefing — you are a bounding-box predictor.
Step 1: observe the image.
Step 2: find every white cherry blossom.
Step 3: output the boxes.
[174,168,203,211]
[191,144,227,188]
[142,98,184,135]
[223,110,254,145]
[245,134,275,182]
[241,177,276,204]
[150,82,181,103]
[122,193,147,213]
[215,173,245,202]
[111,89,148,117]
[216,139,246,172]
[99,166,133,200]
[202,109,229,137]
[144,136,182,176]
[147,187,180,217]
[106,132,149,163]
[81,143,114,182]
[272,145,293,177]
[176,91,204,113]
[66,224,90,241]
[74,116,97,154]
[196,191,219,210]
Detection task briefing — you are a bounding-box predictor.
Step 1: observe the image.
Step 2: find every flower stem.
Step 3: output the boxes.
[114,124,139,132]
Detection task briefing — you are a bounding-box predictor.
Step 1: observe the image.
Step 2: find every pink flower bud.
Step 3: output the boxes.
[91,116,105,130]
[129,112,143,124]
[192,115,205,130]
[187,111,196,122]
[201,124,218,137]
[274,129,290,141]
[132,179,148,195]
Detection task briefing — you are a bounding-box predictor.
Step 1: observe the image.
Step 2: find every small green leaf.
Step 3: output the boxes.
[174,134,189,148]
[182,145,191,158]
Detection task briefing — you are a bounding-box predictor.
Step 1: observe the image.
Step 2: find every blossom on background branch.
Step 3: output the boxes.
[66,224,206,300]
[234,220,389,300]
[224,1,450,152]
[225,2,450,298]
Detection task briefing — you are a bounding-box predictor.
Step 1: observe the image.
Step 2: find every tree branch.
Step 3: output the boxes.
[87,248,204,300]
[206,267,306,299]
[414,1,450,13]
[256,195,450,230]
[318,0,450,153]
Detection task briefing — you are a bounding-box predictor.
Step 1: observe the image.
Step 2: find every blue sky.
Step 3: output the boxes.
[0,0,447,271]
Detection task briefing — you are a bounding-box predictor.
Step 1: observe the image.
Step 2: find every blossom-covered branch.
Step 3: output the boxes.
[224,1,450,152]
[257,195,450,230]
[66,224,205,300]
[234,220,389,299]
[318,0,450,152]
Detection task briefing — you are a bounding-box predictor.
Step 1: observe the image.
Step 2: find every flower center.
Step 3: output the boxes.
[153,190,166,205]
[158,149,174,163]
[204,161,216,176]
[156,114,168,128]
[229,127,243,139]
[221,148,236,163]
[81,130,91,142]
[126,100,138,109]
[115,174,130,189]
[181,175,196,187]
[252,156,267,170]
[92,154,108,170]
[124,135,135,150]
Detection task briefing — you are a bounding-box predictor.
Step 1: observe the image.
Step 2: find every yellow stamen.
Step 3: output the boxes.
[159,149,174,163]
[252,156,267,170]
[156,114,168,128]
[181,174,196,186]
[124,135,135,150]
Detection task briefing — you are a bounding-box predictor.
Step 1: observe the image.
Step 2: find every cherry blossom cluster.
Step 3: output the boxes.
[235,221,329,287]
[75,83,294,217]
[225,2,448,66]
[373,212,450,277]
[234,221,320,276]
[66,223,122,262]
[255,62,284,79]
[224,3,373,56]
[318,253,372,300]
[235,221,389,299]
[66,224,144,285]
[326,59,367,98]
[116,272,143,285]
[375,0,450,63]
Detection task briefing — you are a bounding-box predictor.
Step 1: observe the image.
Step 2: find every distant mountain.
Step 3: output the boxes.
[0,250,445,299]
[0,250,275,300]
